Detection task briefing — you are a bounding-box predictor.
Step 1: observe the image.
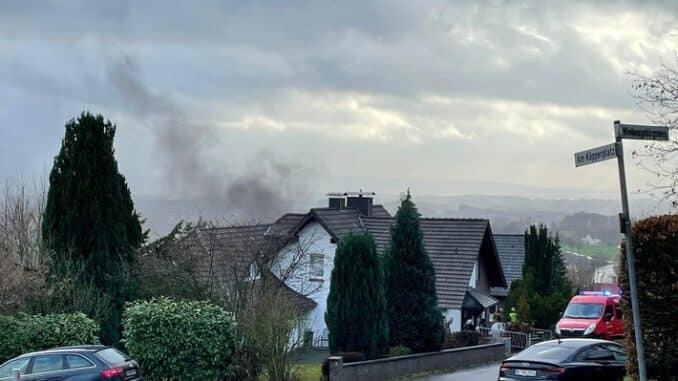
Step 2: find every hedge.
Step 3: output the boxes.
[442,330,481,349]
[0,313,99,363]
[619,215,678,381]
[122,297,236,381]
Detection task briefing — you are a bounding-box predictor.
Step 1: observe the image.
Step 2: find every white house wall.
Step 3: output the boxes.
[469,261,478,287]
[443,308,462,332]
[274,221,336,341]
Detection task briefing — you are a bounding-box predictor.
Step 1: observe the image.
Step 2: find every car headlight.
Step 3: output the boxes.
[584,322,597,335]
[555,325,561,335]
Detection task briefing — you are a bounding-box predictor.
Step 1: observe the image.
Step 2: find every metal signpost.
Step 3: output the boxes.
[574,120,670,381]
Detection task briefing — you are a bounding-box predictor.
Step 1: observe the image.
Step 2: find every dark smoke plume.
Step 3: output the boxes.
[108,57,304,221]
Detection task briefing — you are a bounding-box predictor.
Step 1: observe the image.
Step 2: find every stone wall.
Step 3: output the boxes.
[327,342,507,381]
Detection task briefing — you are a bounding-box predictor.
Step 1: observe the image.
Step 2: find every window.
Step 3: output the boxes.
[615,303,623,319]
[247,262,260,281]
[575,346,615,362]
[31,355,64,373]
[511,344,574,363]
[563,303,604,319]
[65,355,94,369]
[0,358,30,378]
[604,304,614,320]
[604,344,627,362]
[310,254,324,280]
[96,348,127,366]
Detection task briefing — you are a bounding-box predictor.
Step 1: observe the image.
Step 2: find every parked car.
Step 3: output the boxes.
[0,345,142,381]
[497,338,626,381]
[555,291,624,340]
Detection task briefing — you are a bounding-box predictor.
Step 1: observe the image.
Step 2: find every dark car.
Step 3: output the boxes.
[498,338,626,381]
[0,345,142,381]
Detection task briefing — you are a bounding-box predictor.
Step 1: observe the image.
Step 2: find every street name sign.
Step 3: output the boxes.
[574,142,617,167]
[616,123,669,141]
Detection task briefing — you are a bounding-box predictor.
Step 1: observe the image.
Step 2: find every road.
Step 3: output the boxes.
[415,362,500,381]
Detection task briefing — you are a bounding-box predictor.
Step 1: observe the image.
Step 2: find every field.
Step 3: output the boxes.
[562,244,620,261]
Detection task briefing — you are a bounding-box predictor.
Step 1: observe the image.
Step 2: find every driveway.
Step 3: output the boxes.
[415,362,500,381]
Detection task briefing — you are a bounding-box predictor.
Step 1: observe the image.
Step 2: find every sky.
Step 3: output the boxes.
[1,1,677,218]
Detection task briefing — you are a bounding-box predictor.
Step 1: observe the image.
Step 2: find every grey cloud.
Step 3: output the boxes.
[1,1,675,110]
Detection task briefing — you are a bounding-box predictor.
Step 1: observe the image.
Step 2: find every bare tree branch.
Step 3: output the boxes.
[630,57,678,207]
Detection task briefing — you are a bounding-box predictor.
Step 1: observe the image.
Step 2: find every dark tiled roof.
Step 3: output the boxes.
[190,224,276,284]
[186,223,316,309]
[267,213,306,237]
[311,208,364,240]
[371,205,392,218]
[252,272,318,313]
[466,287,499,309]
[361,217,501,309]
[490,234,525,297]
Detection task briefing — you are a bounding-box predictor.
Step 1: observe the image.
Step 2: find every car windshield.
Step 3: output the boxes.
[511,344,575,363]
[563,303,604,319]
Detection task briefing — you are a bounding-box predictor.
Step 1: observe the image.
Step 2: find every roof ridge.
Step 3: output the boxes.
[420,217,489,222]
[200,223,272,232]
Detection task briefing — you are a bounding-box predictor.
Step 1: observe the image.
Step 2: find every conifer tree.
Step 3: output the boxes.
[506,224,571,329]
[385,191,444,353]
[325,233,388,359]
[43,112,144,344]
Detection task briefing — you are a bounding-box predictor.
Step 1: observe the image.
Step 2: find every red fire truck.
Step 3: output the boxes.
[555,291,624,340]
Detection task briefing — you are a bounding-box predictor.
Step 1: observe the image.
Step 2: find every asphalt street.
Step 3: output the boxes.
[415,362,501,381]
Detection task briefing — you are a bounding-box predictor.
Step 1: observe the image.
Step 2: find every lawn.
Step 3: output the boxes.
[258,364,322,381]
[295,363,322,381]
[563,244,620,261]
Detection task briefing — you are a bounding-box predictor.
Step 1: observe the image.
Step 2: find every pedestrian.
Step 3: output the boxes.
[509,307,519,323]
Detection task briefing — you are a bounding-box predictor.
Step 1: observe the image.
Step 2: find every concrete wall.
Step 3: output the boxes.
[327,343,506,381]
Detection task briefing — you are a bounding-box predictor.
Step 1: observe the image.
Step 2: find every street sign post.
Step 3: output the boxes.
[574,120,672,381]
[574,143,616,167]
[616,123,669,141]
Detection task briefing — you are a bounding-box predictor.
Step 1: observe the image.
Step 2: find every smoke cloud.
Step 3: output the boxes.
[108,57,305,222]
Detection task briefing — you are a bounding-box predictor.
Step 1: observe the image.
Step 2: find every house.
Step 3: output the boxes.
[186,191,507,345]
[490,234,526,301]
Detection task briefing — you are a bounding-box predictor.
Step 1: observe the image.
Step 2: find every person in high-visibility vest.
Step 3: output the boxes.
[509,307,519,323]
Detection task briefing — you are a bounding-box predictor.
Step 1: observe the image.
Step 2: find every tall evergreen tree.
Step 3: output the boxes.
[506,224,571,328]
[385,191,444,353]
[43,112,144,344]
[325,233,388,359]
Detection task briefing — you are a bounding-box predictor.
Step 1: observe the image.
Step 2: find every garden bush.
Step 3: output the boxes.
[122,297,236,381]
[386,345,412,357]
[619,215,678,381]
[442,330,481,349]
[0,313,99,363]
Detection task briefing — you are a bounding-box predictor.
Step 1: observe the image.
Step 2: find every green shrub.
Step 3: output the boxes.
[442,330,481,349]
[123,297,236,381]
[386,345,412,357]
[619,215,678,381]
[0,313,99,363]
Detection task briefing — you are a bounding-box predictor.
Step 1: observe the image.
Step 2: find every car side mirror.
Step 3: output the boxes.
[604,312,613,322]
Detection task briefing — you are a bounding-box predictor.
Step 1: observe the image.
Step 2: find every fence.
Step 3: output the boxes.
[477,327,553,350]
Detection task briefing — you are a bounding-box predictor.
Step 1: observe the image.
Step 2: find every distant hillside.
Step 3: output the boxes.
[135,192,665,238]
[558,212,619,246]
